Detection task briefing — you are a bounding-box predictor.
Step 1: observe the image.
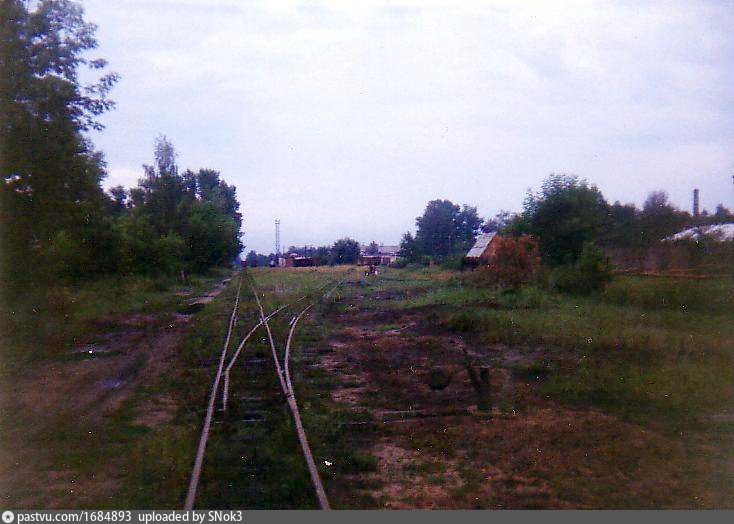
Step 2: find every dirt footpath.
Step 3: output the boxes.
[0,279,231,509]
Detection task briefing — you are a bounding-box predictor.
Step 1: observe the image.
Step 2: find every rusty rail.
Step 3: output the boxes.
[186,269,351,510]
[221,304,288,412]
[281,304,330,509]
[184,273,242,511]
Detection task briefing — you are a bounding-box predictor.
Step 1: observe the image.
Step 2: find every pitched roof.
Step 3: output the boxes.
[466,232,497,258]
[665,223,734,242]
[378,245,399,255]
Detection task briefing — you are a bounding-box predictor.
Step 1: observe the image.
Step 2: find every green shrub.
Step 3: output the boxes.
[440,253,466,271]
[446,310,482,333]
[551,243,612,295]
[341,451,378,473]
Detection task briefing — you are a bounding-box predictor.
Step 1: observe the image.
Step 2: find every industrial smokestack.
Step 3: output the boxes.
[693,189,700,217]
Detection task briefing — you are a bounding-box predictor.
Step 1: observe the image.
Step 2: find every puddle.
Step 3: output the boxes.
[100,378,125,390]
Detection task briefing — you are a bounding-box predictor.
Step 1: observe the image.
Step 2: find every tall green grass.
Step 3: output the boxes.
[0,268,231,373]
[602,276,734,314]
[387,270,734,422]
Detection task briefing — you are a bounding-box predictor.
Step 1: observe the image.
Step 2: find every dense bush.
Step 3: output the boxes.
[550,243,612,295]
[440,253,467,271]
[513,174,608,265]
[475,236,540,289]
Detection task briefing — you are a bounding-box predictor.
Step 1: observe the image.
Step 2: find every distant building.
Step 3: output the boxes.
[360,244,400,265]
[293,256,316,267]
[665,223,734,243]
[465,232,499,264]
[360,255,381,266]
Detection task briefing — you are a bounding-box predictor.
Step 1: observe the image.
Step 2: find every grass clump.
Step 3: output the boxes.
[341,451,379,473]
[602,276,734,314]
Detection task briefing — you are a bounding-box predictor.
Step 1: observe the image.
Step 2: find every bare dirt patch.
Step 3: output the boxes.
[0,281,223,509]
[319,299,731,509]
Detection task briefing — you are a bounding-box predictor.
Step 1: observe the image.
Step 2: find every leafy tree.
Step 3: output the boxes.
[116,137,242,275]
[108,185,128,214]
[413,200,483,260]
[601,201,642,248]
[520,174,609,265]
[399,231,422,263]
[638,190,689,243]
[551,242,612,295]
[245,250,259,267]
[313,246,331,265]
[133,135,188,235]
[181,201,240,272]
[195,168,241,222]
[709,204,734,224]
[286,245,317,257]
[330,238,360,264]
[365,241,380,255]
[483,210,514,233]
[243,251,272,267]
[0,0,118,286]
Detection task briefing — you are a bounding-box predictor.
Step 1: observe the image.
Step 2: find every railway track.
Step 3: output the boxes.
[184,274,243,511]
[184,269,352,510]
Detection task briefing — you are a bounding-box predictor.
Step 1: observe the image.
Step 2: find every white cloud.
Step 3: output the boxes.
[85,0,734,253]
[104,166,142,189]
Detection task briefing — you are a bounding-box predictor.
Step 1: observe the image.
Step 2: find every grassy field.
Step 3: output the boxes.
[0,270,231,374]
[0,269,234,508]
[400,270,734,424]
[1,265,732,508]
[317,266,734,507]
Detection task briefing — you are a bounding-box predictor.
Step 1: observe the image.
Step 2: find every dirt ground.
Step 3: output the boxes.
[0,279,231,509]
[318,301,733,509]
[2,270,731,509]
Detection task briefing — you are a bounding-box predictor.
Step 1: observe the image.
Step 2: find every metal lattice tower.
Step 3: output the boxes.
[275,219,281,255]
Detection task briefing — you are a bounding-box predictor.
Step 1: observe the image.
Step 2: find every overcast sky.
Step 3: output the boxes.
[83,0,734,254]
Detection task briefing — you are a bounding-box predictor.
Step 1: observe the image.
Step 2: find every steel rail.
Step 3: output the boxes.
[251,286,289,395]
[195,268,351,510]
[221,273,343,412]
[184,273,243,511]
[221,303,288,412]
[281,303,330,510]
[267,271,353,510]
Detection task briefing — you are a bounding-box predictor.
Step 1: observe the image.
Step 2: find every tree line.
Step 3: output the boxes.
[400,174,734,269]
[245,238,361,267]
[0,1,242,297]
